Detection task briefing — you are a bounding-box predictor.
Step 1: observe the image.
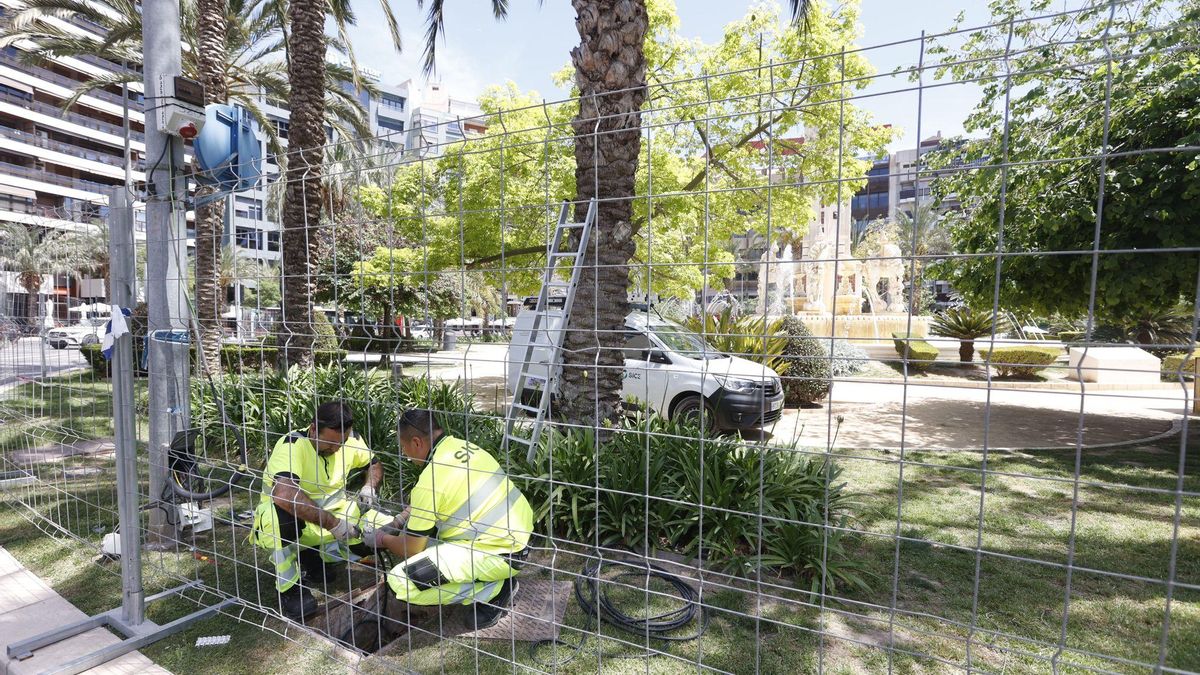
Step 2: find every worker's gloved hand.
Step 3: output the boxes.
[357,484,378,510]
[328,518,357,543]
[391,505,411,528]
[359,525,388,550]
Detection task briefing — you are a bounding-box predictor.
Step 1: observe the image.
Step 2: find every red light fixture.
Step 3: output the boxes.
[178,122,198,139]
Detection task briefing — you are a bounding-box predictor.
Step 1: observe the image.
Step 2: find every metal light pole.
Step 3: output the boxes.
[142,0,190,543]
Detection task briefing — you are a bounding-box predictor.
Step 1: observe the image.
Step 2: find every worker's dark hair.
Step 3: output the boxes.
[314,401,354,433]
[398,409,440,439]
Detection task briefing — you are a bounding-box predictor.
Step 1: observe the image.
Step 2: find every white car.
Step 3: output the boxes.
[46,319,107,349]
[507,310,784,431]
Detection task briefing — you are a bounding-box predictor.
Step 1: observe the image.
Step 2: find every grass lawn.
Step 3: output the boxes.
[1,375,1197,673]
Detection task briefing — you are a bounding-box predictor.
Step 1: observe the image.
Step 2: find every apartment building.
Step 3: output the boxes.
[402,81,486,159]
[0,7,147,320]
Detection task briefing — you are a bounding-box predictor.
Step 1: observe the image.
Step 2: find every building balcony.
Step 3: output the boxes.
[0,159,116,196]
[0,124,142,172]
[0,53,139,110]
[0,89,144,144]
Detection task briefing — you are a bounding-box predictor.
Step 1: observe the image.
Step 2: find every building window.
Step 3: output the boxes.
[377,117,405,133]
[380,93,406,112]
[273,119,289,139]
[235,196,263,220]
[446,121,463,138]
[235,226,263,250]
[0,83,31,101]
[267,232,280,252]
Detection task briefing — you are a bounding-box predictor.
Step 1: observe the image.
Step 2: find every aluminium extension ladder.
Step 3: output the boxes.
[503,198,596,462]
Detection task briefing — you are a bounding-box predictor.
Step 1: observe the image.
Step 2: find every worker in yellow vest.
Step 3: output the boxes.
[361,409,534,629]
[250,401,396,620]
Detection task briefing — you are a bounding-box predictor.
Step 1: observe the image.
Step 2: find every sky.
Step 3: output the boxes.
[344,1,1001,152]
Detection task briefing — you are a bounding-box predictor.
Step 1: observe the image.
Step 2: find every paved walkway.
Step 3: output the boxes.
[0,547,168,675]
[770,380,1188,450]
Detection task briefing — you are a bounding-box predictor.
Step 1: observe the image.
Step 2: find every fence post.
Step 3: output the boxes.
[109,188,144,625]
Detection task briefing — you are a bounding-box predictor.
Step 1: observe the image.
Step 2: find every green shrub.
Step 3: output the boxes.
[780,316,831,405]
[1056,330,1085,343]
[510,414,866,592]
[312,311,339,352]
[684,307,787,374]
[930,306,1010,362]
[1162,352,1196,381]
[980,346,1062,378]
[892,332,938,371]
[193,367,865,590]
[79,343,109,377]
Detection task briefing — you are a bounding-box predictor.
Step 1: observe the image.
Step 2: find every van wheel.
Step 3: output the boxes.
[673,395,717,434]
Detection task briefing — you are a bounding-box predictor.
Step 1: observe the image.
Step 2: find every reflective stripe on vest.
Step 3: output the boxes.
[442,486,523,542]
[440,472,506,533]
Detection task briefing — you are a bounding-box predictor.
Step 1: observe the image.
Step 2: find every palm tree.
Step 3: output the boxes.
[0,0,377,154]
[894,203,952,312]
[276,0,402,367]
[194,0,230,374]
[420,0,812,426]
[0,224,88,328]
[2,0,382,370]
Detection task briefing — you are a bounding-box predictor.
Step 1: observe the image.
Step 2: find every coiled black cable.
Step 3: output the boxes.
[531,556,710,666]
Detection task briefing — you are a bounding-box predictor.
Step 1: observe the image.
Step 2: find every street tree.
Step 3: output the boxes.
[927,0,1200,325]
[374,0,889,424]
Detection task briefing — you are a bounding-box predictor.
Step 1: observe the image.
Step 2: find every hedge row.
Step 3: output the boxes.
[79,342,348,377]
[1162,353,1196,381]
[892,332,938,371]
[980,346,1062,378]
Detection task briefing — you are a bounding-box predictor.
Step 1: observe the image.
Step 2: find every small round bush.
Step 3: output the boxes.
[780,316,831,405]
[823,338,868,377]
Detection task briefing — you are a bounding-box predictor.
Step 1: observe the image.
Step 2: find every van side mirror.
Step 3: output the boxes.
[647,350,672,365]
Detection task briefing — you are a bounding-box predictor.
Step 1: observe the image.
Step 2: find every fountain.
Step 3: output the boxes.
[755,223,928,343]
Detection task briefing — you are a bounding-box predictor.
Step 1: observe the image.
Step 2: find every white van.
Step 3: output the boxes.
[506,310,784,431]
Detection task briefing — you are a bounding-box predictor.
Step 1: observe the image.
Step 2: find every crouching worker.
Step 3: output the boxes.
[361,409,534,629]
[250,401,397,621]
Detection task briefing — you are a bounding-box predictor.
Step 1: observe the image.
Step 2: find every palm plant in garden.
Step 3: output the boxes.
[930,305,1009,363]
[0,224,87,326]
[419,0,811,428]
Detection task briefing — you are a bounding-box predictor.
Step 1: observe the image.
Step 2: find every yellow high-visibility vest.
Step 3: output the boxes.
[406,435,534,554]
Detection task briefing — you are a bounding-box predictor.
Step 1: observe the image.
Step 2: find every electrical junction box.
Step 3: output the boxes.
[156,75,206,139]
[178,502,214,532]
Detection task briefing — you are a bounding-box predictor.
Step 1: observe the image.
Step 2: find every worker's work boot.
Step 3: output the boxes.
[280,585,318,621]
[473,579,518,630]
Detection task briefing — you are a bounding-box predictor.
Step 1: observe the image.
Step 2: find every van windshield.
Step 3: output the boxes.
[650,322,727,360]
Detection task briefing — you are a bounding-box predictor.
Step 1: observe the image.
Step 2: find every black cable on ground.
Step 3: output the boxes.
[530,556,710,667]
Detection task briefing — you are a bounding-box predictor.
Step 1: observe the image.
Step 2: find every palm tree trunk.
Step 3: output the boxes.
[558,0,649,428]
[959,339,974,363]
[24,281,39,329]
[277,0,326,369]
[194,0,227,375]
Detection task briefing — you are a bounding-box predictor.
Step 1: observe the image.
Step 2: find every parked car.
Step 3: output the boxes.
[507,310,784,432]
[46,318,107,349]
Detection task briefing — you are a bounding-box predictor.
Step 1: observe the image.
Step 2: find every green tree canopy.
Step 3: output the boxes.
[357,0,893,300]
[928,0,1200,322]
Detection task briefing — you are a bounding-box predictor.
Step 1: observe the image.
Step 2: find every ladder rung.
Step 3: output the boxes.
[560,222,587,228]
[511,403,541,413]
[503,435,533,445]
[550,251,577,258]
[545,281,570,288]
